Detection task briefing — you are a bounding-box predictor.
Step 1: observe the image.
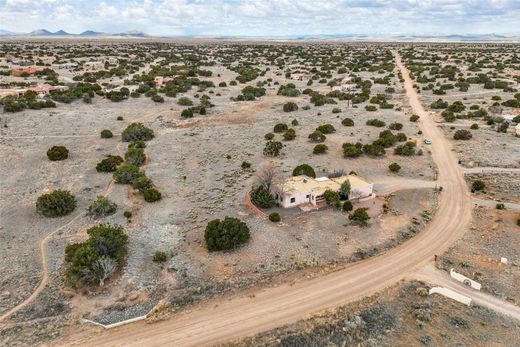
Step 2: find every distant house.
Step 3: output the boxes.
[52,62,78,69]
[276,174,374,208]
[29,84,68,97]
[0,88,27,98]
[154,76,174,87]
[12,67,38,77]
[84,61,104,70]
[105,57,119,65]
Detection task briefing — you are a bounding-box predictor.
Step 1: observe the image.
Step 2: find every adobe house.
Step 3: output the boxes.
[12,67,38,77]
[276,175,373,208]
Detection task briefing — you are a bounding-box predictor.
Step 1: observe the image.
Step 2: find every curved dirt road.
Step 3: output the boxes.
[61,55,473,347]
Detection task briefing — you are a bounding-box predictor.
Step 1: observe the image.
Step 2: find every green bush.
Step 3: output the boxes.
[389,163,401,172]
[273,123,288,133]
[496,203,505,210]
[332,107,342,114]
[47,146,69,161]
[131,175,153,192]
[121,123,154,142]
[177,97,193,106]
[143,188,162,202]
[264,132,275,140]
[409,114,420,122]
[36,190,77,217]
[316,124,336,134]
[313,144,328,154]
[389,122,403,130]
[342,200,353,212]
[129,140,146,149]
[241,161,251,170]
[153,251,167,262]
[263,141,283,156]
[283,128,296,141]
[343,142,363,158]
[86,196,117,218]
[366,119,386,127]
[268,212,281,222]
[470,123,479,130]
[113,163,142,184]
[342,118,354,126]
[283,102,298,112]
[454,129,472,140]
[323,189,341,208]
[204,217,250,251]
[308,131,326,142]
[394,141,416,156]
[96,155,124,172]
[292,164,316,178]
[125,148,146,166]
[181,108,194,118]
[472,180,485,192]
[365,105,377,112]
[251,185,276,208]
[123,210,132,219]
[65,224,128,287]
[100,129,113,138]
[349,208,370,226]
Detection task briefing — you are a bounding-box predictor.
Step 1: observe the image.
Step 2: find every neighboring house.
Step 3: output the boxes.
[0,88,27,98]
[154,76,174,87]
[106,57,119,65]
[29,84,68,97]
[52,62,78,69]
[84,61,104,70]
[276,174,374,208]
[12,67,38,77]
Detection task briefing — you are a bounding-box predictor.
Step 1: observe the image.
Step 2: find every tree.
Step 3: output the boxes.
[153,251,167,262]
[251,185,276,208]
[453,129,472,140]
[177,97,193,106]
[273,123,288,133]
[323,189,341,208]
[283,128,296,141]
[409,114,420,122]
[283,102,298,112]
[316,124,336,134]
[86,196,117,218]
[342,200,353,212]
[349,208,370,226]
[113,163,142,184]
[204,217,250,251]
[124,148,146,166]
[472,180,485,192]
[394,141,416,156]
[343,142,363,158]
[340,179,351,199]
[143,188,162,202]
[47,146,69,161]
[36,190,77,217]
[181,108,193,118]
[269,212,281,222]
[389,163,401,172]
[263,141,283,156]
[308,131,326,142]
[121,123,154,142]
[342,118,354,126]
[100,129,113,138]
[84,256,117,286]
[292,164,316,178]
[313,144,328,154]
[96,155,123,172]
[256,164,280,192]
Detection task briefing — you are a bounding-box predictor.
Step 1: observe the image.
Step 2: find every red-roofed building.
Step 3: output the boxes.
[12,67,38,77]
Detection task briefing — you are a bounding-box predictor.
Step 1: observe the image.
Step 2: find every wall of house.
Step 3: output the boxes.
[349,184,374,200]
[282,191,311,208]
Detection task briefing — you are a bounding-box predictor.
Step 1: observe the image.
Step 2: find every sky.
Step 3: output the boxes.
[1,0,519,37]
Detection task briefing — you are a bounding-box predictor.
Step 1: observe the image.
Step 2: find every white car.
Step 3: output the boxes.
[424,138,432,145]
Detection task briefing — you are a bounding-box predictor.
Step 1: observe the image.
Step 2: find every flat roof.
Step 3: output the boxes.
[281,174,371,196]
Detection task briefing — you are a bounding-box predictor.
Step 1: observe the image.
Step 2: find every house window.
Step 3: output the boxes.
[290,197,296,203]
[306,194,310,199]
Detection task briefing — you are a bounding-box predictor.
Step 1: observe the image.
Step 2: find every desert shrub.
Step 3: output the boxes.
[316,124,336,134]
[430,99,448,109]
[96,155,124,172]
[343,142,363,158]
[86,196,117,218]
[47,146,69,161]
[277,83,300,97]
[177,97,193,106]
[251,185,276,208]
[323,189,341,208]
[366,119,386,127]
[153,251,167,262]
[264,132,274,140]
[332,107,342,114]
[283,128,296,141]
[143,188,162,202]
[291,119,299,126]
[342,200,353,212]
[292,164,316,178]
[313,144,328,154]
[124,148,146,166]
[409,114,420,122]
[121,123,154,142]
[389,122,403,130]
[273,123,288,133]
[100,129,113,138]
[363,144,385,156]
[308,131,326,142]
[453,129,472,140]
[204,217,250,251]
[349,208,370,226]
[36,190,77,217]
[128,140,146,149]
[241,161,251,170]
[268,212,281,222]
[472,180,485,191]
[263,141,283,156]
[123,210,132,219]
[283,102,298,112]
[131,175,153,192]
[181,108,193,118]
[65,224,128,287]
[394,141,416,156]
[113,163,142,184]
[470,123,479,130]
[365,105,377,111]
[389,162,401,172]
[151,94,164,103]
[342,118,354,126]
[496,203,505,210]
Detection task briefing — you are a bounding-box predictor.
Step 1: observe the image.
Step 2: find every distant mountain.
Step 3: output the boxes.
[112,30,148,37]
[53,30,71,36]
[29,29,53,36]
[0,29,16,36]
[80,30,104,36]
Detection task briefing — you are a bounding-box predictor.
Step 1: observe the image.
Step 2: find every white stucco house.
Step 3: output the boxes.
[275,174,374,208]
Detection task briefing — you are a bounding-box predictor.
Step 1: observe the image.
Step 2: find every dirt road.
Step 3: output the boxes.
[59,55,473,346]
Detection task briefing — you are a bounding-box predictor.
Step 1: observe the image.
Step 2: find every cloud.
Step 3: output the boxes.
[0,0,519,36]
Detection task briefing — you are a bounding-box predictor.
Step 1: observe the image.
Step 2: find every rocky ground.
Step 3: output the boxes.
[227,281,520,347]
[465,172,520,204]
